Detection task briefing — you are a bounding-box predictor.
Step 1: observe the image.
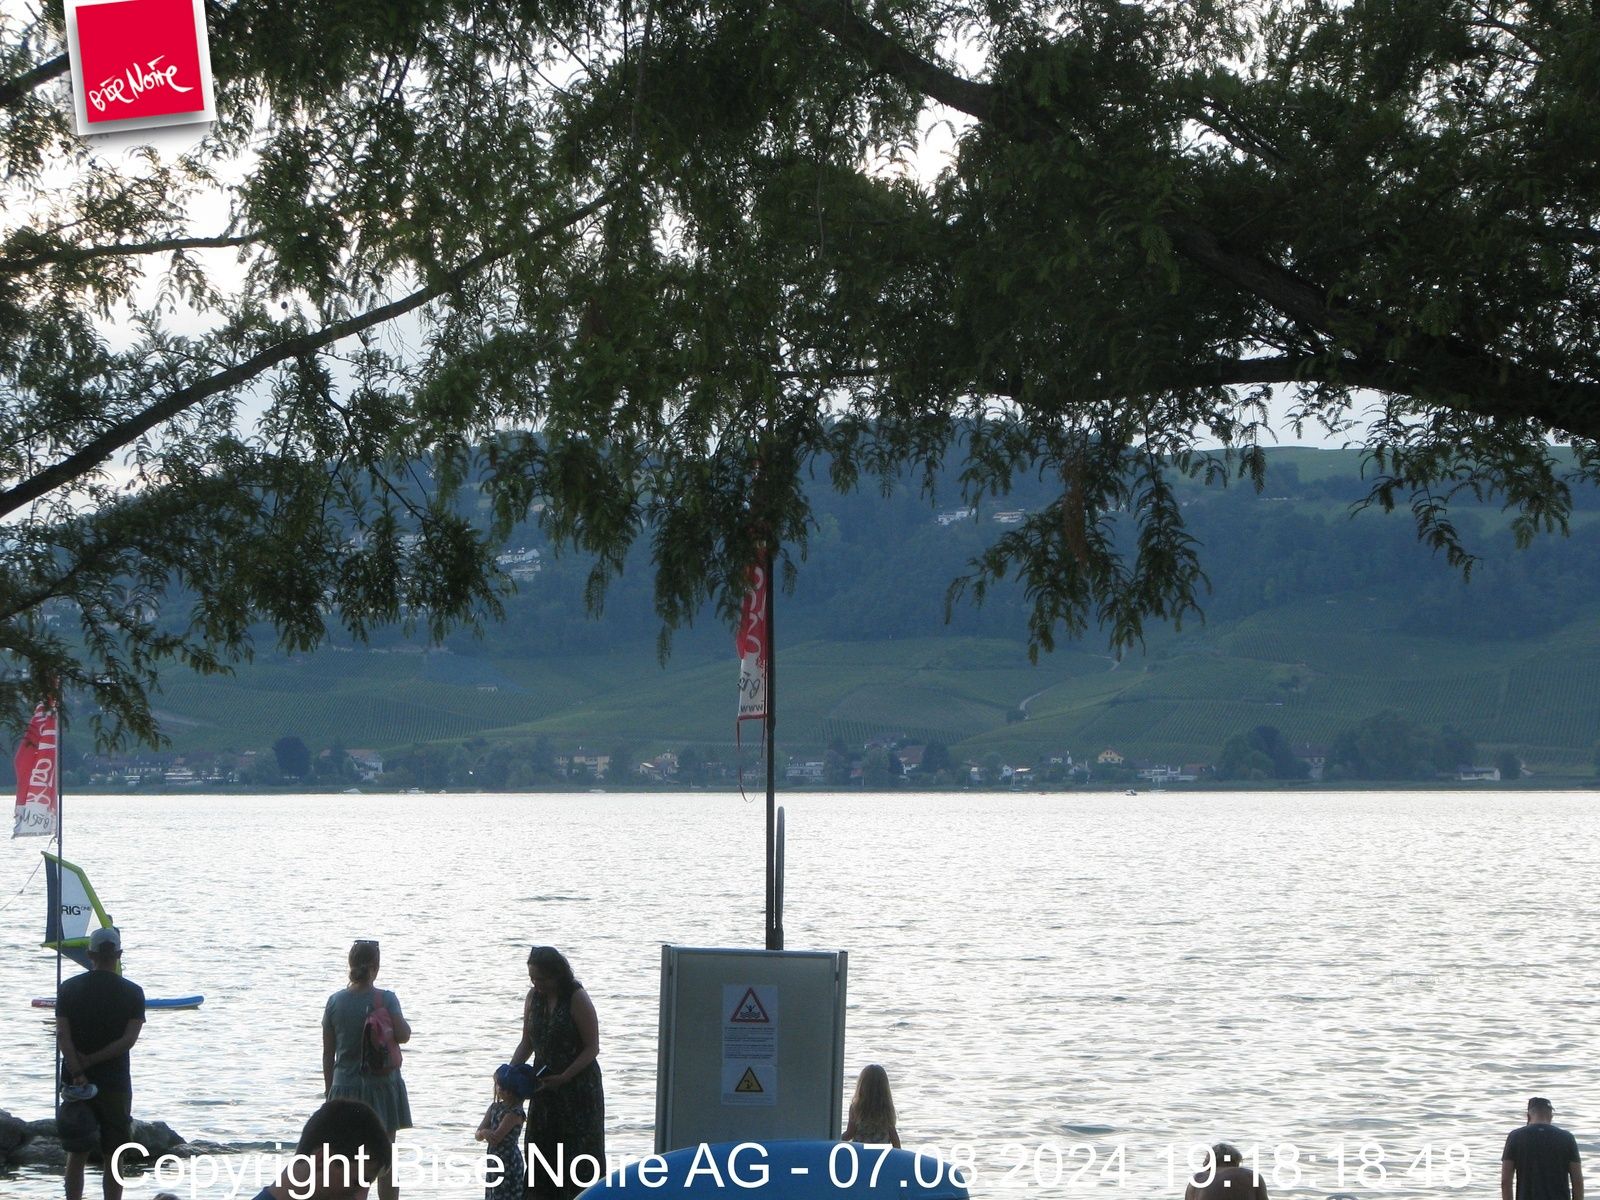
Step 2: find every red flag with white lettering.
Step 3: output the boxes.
[12,705,59,839]
[736,563,769,724]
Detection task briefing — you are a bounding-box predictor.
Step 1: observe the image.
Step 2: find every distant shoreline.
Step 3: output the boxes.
[57,779,1599,796]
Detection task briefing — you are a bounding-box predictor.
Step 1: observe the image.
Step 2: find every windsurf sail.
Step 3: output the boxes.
[42,853,112,972]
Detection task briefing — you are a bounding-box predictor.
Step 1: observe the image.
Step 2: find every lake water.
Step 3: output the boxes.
[1,790,1596,1198]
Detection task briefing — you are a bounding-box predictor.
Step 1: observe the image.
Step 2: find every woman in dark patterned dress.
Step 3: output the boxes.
[511,945,605,1199]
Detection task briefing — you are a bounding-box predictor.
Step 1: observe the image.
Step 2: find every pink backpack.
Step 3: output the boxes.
[359,991,403,1075]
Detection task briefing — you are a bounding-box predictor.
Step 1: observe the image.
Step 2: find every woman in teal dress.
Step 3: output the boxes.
[511,945,604,1199]
[324,939,412,1200]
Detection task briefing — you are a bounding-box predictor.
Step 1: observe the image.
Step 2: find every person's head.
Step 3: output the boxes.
[849,1063,896,1126]
[87,926,121,970]
[283,1098,391,1198]
[1528,1097,1555,1124]
[1211,1144,1243,1170]
[493,1063,525,1104]
[347,940,380,986]
[527,945,576,999]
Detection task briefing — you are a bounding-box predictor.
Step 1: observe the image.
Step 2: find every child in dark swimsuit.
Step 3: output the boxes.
[476,1064,529,1199]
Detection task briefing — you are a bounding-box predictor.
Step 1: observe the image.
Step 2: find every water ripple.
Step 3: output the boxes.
[2,790,1595,1198]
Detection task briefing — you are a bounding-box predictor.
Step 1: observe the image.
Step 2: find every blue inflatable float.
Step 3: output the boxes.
[580,1140,969,1199]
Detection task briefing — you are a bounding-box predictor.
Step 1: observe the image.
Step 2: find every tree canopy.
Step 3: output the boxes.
[2,0,1598,744]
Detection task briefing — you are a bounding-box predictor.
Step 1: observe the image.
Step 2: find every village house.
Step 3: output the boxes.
[162,762,201,786]
[785,759,826,783]
[84,753,173,785]
[637,752,680,782]
[347,749,385,781]
[967,761,1017,784]
[1136,764,1197,783]
[556,749,611,779]
[494,546,543,581]
[1292,743,1328,781]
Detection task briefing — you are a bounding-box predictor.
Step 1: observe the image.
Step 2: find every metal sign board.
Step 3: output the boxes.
[656,946,847,1152]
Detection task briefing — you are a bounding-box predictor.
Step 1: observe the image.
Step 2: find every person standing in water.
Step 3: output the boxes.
[57,926,145,1200]
[1503,1097,1583,1200]
[323,940,412,1200]
[511,945,604,1199]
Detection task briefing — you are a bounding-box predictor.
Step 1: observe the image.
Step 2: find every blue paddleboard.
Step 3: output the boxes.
[33,995,204,1010]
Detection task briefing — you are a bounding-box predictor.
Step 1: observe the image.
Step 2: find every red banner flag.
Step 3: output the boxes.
[736,563,769,723]
[12,704,59,839]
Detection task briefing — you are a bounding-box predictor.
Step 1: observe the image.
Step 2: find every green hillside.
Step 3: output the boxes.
[66,446,1600,782]
[959,597,1600,772]
[146,637,1110,760]
[134,596,1600,778]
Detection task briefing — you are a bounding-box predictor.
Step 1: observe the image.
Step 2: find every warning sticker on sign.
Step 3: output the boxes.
[721,984,778,1105]
[721,1060,777,1105]
[729,987,771,1023]
[721,984,778,1063]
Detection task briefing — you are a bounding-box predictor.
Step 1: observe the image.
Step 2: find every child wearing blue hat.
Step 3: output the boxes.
[475,1064,532,1199]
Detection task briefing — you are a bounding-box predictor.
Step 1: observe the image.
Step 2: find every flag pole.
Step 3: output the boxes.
[11,700,64,1109]
[53,705,63,1112]
[764,547,781,951]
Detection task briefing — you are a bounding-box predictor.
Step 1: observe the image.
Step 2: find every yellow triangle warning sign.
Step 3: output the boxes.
[734,1067,764,1094]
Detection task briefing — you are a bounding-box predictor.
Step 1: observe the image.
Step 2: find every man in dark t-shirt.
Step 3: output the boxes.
[57,925,145,1200]
[1503,1096,1584,1200]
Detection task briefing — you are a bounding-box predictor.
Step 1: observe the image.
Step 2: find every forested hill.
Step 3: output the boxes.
[64,447,1600,782]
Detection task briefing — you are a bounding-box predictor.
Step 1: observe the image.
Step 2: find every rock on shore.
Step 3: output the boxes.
[0,1109,188,1170]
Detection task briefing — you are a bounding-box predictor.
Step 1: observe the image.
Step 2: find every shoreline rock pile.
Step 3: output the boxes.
[0,1108,189,1171]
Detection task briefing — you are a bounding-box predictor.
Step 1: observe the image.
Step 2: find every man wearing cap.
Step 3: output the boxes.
[1503,1097,1584,1200]
[57,925,145,1200]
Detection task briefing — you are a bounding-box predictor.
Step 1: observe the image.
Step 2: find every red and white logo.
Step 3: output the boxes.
[67,0,214,136]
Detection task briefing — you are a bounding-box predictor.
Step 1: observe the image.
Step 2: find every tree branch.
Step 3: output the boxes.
[0,232,262,276]
[2,0,233,109]
[0,190,618,522]
[1505,220,1600,248]
[0,53,68,110]
[0,530,122,626]
[786,0,994,122]
[791,0,1600,441]
[1191,350,1600,439]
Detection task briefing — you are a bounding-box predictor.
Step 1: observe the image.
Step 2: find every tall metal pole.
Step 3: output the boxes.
[764,548,781,950]
[53,707,63,1110]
